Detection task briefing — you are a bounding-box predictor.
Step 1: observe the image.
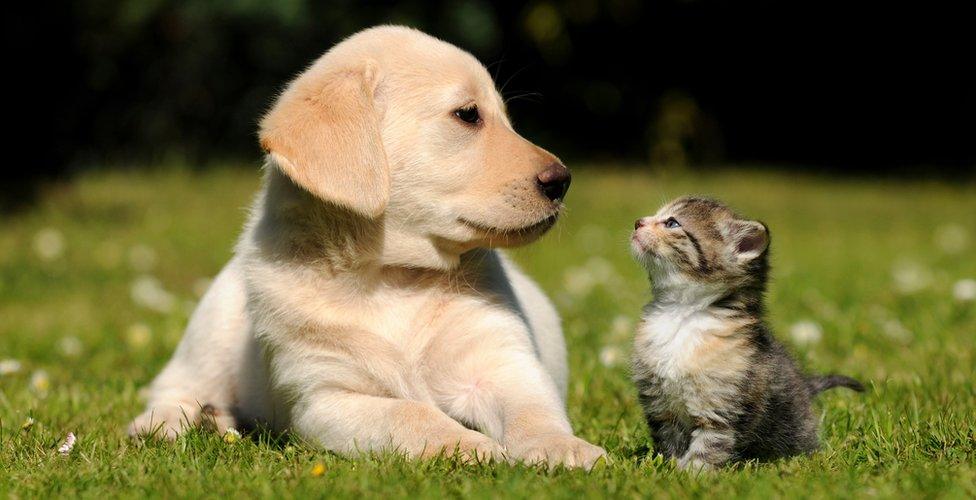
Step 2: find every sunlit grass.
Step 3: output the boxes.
[1,166,974,497]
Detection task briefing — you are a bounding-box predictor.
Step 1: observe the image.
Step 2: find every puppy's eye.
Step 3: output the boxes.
[664,217,681,229]
[453,105,481,125]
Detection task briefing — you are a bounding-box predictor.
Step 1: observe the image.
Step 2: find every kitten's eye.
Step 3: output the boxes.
[664,217,681,229]
[453,105,481,125]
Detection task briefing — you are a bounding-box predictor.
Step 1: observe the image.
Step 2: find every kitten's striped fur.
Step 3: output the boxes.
[630,197,863,470]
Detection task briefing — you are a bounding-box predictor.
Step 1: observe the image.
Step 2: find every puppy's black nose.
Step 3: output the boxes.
[536,163,571,202]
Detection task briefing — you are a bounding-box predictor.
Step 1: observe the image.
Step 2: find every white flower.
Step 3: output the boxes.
[223,428,242,444]
[563,257,620,298]
[892,261,932,294]
[599,345,623,367]
[58,432,76,455]
[58,336,83,358]
[584,257,617,284]
[801,290,840,321]
[126,323,152,349]
[130,275,175,313]
[934,224,968,254]
[564,267,596,296]
[882,319,913,342]
[953,279,976,302]
[33,228,65,261]
[611,315,633,337]
[0,359,22,376]
[127,244,158,272]
[30,369,51,395]
[789,320,823,345]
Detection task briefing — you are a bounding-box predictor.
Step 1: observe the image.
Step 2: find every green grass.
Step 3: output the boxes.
[1,166,974,498]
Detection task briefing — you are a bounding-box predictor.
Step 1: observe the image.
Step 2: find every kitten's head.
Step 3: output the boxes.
[631,197,769,293]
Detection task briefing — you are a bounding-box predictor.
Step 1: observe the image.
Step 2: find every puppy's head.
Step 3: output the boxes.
[259,26,567,267]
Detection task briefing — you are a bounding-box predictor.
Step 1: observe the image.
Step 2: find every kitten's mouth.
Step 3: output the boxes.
[631,232,666,269]
[631,232,651,254]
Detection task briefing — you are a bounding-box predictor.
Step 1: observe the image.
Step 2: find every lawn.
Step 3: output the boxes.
[1,166,974,498]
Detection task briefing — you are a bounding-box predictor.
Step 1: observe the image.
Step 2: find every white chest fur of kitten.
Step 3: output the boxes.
[635,304,726,378]
[633,299,753,425]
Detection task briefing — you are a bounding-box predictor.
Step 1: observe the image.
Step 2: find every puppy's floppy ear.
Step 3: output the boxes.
[729,219,769,262]
[259,60,388,218]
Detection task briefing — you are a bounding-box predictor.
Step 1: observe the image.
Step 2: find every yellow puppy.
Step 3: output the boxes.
[128,26,606,469]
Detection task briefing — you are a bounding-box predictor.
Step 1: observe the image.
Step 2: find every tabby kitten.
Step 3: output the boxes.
[630,196,863,470]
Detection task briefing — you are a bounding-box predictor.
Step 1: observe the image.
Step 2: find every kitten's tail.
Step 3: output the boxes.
[807,374,865,395]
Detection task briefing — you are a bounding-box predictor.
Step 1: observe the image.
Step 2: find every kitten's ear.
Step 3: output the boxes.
[731,220,769,262]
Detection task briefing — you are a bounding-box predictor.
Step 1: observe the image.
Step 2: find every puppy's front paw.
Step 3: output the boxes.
[127,403,236,440]
[127,406,194,440]
[420,430,507,463]
[509,433,608,470]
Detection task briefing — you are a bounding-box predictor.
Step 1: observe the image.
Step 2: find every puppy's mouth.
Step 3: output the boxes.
[458,213,559,246]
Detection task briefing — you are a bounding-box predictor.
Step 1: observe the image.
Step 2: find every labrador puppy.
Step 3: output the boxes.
[128,25,606,469]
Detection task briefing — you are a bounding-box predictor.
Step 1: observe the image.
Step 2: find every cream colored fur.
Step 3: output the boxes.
[128,26,605,469]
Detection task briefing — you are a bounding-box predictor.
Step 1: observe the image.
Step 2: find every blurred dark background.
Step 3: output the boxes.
[6,0,973,205]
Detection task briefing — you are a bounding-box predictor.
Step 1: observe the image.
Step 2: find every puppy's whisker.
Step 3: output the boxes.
[503,92,544,105]
[498,64,531,96]
[487,56,506,83]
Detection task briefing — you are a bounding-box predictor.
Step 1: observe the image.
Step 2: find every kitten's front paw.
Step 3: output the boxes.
[508,433,608,470]
[677,456,717,473]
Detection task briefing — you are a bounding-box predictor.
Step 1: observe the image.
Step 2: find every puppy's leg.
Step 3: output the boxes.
[498,402,608,470]
[434,344,607,470]
[677,426,736,471]
[290,390,505,462]
[496,384,608,469]
[491,252,569,400]
[128,261,250,439]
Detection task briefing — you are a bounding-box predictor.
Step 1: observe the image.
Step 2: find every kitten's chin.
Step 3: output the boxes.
[645,261,702,291]
[631,243,658,270]
[631,233,655,256]
[630,240,648,258]
[631,236,676,277]
[635,253,668,278]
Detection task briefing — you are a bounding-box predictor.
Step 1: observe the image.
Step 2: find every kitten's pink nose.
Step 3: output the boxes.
[635,218,649,230]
